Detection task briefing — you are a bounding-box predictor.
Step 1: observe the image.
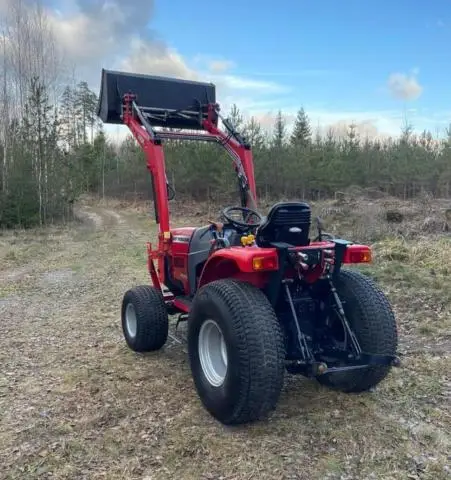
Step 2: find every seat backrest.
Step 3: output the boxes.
[255,201,311,247]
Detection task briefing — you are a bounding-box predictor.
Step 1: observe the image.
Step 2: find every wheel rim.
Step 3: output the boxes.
[125,303,138,339]
[198,319,228,387]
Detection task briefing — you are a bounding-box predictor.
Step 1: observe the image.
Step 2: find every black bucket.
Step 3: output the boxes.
[97,69,216,130]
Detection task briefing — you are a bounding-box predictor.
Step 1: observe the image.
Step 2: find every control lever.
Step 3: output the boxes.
[206,220,230,249]
[316,216,324,241]
[314,216,335,242]
[207,220,224,233]
[199,220,223,240]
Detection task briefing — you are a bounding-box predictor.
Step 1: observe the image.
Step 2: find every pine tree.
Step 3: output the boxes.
[272,110,286,148]
[74,81,99,144]
[225,104,244,131]
[243,116,265,150]
[59,86,77,151]
[290,107,312,147]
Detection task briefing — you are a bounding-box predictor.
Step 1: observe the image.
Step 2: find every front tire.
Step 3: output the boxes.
[121,285,169,352]
[317,268,398,393]
[188,279,286,425]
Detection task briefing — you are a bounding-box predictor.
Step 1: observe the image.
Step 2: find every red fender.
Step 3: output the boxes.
[198,246,278,290]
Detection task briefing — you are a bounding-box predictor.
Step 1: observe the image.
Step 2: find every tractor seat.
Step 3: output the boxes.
[255,201,311,248]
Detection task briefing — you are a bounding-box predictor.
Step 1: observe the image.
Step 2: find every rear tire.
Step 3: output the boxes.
[188,279,286,425]
[121,285,169,352]
[317,268,398,393]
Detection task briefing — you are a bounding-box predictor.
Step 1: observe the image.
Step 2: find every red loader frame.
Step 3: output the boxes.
[121,94,264,293]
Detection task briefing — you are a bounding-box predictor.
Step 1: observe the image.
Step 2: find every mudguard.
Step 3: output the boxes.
[198,247,279,289]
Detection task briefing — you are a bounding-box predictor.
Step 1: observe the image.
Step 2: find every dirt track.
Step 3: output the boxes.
[0,201,450,479]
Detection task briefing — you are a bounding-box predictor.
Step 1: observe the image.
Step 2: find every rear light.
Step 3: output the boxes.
[252,255,278,271]
[342,245,372,264]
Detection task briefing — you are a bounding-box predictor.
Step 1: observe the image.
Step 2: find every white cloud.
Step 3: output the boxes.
[208,74,288,94]
[208,60,236,73]
[302,109,402,137]
[118,38,198,81]
[387,71,423,101]
[103,124,133,145]
[232,69,345,78]
[39,0,290,101]
[43,0,160,86]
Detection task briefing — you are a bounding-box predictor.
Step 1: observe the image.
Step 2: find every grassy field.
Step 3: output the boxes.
[0,194,450,480]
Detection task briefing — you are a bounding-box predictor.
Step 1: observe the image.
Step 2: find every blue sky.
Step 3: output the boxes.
[149,0,451,136]
[35,0,451,138]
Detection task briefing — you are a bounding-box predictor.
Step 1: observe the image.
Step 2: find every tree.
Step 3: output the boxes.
[290,107,312,147]
[21,76,59,225]
[272,110,286,148]
[59,85,77,151]
[243,116,265,150]
[225,103,244,132]
[74,81,99,144]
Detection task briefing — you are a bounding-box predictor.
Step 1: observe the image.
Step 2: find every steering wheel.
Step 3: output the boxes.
[221,206,263,230]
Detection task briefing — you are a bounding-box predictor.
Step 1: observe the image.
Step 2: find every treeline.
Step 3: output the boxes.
[161,107,451,203]
[1,3,451,228]
[2,79,451,228]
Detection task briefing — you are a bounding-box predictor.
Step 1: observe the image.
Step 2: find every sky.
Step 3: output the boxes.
[6,0,451,141]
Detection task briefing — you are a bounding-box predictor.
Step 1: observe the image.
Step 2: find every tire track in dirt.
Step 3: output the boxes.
[73,204,104,228]
[74,204,128,229]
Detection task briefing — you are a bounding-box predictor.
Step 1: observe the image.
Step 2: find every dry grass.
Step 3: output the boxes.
[0,196,450,480]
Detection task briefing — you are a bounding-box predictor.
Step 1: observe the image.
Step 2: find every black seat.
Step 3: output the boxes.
[255,201,311,248]
[186,226,213,295]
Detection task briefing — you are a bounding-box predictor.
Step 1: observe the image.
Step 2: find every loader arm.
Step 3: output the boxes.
[97,68,259,287]
[120,94,171,285]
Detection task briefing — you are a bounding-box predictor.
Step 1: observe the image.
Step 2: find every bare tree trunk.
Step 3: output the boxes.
[102,142,106,199]
[1,29,9,194]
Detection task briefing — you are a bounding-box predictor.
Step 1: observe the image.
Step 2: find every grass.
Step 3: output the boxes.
[0,196,450,479]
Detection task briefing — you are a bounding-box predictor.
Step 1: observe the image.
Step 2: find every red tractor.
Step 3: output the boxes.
[97,69,400,425]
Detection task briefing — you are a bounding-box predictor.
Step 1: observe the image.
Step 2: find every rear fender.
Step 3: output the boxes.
[198,247,278,290]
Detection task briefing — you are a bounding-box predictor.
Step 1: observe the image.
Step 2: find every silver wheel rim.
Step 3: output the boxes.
[198,319,228,387]
[125,303,138,339]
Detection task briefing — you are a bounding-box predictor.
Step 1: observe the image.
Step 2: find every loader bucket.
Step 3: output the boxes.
[97,68,216,130]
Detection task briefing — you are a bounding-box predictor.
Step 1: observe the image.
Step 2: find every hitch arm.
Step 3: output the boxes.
[328,275,362,356]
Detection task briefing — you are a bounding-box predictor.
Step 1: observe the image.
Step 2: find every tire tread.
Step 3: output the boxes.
[189,279,285,425]
[122,285,168,352]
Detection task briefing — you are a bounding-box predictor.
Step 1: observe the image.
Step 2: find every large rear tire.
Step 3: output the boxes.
[121,285,169,352]
[188,279,286,425]
[317,268,398,393]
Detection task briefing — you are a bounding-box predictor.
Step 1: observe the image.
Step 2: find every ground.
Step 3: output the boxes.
[0,194,450,480]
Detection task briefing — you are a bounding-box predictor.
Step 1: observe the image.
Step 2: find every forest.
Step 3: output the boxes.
[1,3,451,228]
